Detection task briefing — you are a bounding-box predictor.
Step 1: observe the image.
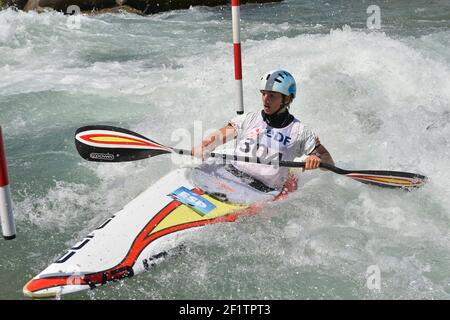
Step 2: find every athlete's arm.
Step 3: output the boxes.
[191,124,237,159]
[303,144,335,171]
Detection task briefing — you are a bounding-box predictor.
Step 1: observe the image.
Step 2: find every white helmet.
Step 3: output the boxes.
[260,69,297,98]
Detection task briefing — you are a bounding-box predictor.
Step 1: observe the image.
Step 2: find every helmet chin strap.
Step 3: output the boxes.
[262,95,294,128]
[275,104,289,114]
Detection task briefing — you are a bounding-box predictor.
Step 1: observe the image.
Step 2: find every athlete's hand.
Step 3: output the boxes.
[303,155,321,171]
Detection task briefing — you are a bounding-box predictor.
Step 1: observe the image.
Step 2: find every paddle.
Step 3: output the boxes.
[75,125,427,190]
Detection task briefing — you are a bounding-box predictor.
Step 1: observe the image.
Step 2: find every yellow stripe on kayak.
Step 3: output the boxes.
[150,194,247,236]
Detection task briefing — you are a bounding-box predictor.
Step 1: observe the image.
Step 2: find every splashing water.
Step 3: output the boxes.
[0,1,449,299]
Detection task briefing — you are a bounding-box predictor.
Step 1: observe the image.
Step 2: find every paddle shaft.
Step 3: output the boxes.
[170,147,427,188]
[173,147,355,173]
[75,125,428,189]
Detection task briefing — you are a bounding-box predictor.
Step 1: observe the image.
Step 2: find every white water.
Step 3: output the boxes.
[0,2,449,299]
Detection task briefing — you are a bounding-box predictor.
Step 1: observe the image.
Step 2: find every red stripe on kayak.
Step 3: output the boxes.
[80,191,243,286]
[80,188,251,284]
[121,200,184,267]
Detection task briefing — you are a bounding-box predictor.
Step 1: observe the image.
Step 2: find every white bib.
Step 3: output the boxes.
[229,112,319,189]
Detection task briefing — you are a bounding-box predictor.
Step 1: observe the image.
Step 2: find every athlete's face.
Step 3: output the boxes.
[261,90,290,115]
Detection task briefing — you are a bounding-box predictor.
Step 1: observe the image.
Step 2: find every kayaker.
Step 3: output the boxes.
[191,69,334,203]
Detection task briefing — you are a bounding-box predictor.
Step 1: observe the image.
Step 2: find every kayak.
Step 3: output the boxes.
[23,123,427,298]
[23,166,281,299]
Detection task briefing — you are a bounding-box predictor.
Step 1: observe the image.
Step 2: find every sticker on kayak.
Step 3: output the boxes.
[169,187,216,216]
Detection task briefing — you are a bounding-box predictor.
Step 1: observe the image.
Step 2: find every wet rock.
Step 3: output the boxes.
[9,0,282,14]
[32,0,118,12]
[126,0,279,14]
[4,0,29,10]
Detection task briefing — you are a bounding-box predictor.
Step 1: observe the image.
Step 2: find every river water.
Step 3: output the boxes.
[0,0,449,299]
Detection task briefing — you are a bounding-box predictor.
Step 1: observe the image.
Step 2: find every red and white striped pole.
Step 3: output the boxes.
[0,126,16,240]
[232,0,244,115]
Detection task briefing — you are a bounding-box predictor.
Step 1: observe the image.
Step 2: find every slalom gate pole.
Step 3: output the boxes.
[0,126,16,240]
[232,0,244,114]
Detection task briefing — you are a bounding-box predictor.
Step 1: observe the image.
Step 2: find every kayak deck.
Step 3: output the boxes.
[23,168,259,298]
